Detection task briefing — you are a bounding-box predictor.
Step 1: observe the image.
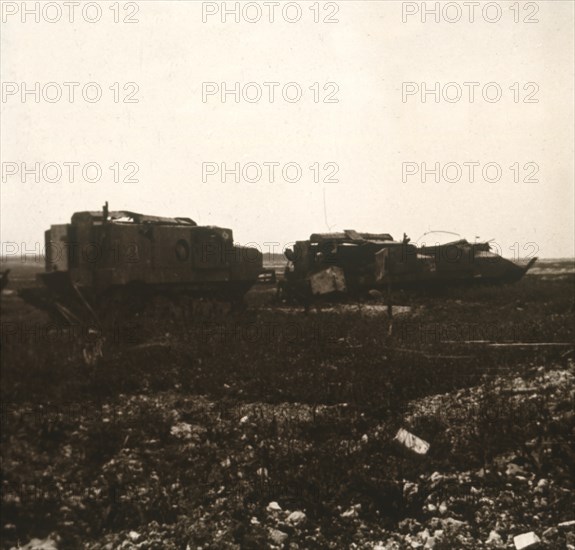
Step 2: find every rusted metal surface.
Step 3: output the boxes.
[280,230,537,301]
[23,203,263,323]
[0,269,10,291]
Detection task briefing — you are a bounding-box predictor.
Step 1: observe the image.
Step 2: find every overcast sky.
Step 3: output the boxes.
[1,0,574,259]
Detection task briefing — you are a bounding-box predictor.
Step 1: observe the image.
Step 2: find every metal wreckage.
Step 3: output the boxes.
[19,203,263,325]
[18,205,537,324]
[278,230,538,302]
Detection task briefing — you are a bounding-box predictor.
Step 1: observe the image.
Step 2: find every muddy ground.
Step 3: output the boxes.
[1,260,574,549]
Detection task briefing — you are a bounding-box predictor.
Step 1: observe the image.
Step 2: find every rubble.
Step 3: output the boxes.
[486,530,504,547]
[341,504,361,518]
[266,501,282,512]
[513,532,541,549]
[9,538,59,550]
[393,428,430,455]
[286,511,307,526]
[268,528,288,546]
[559,520,575,529]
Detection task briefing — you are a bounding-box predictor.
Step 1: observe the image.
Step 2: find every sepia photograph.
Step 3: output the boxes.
[1,1,574,548]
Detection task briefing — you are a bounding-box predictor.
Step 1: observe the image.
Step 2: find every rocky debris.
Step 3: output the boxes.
[559,520,575,529]
[10,537,59,550]
[542,527,558,540]
[169,421,193,440]
[506,463,527,476]
[440,517,467,534]
[266,501,282,513]
[286,510,306,526]
[268,528,288,546]
[513,531,541,549]
[341,504,362,518]
[3,339,574,550]
[534,478,549,493]
[486,530,504,547]
[393,428,430,455]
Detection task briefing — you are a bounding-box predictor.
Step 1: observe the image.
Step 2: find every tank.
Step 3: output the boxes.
[20,203,263,324]
[278,230,537,301]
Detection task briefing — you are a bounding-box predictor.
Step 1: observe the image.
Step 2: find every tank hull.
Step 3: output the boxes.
[280,231,537,301]
[19,207,263,324]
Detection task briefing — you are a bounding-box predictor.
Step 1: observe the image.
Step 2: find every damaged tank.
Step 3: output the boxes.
[278,230,537,301]
[20,203,263,324]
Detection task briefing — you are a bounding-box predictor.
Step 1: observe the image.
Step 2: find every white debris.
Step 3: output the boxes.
[341,504,361,518]
[394,428,430,455]
[128,531,140,542]
[486,530,504,547]
[286,510,307,526]
[240,415,249,424]
[559,520,575,528]
[513,532,541,549]
[170,422,193,440]
[266,501,282,512]
[269,528,288,545]
[10,538,59,550]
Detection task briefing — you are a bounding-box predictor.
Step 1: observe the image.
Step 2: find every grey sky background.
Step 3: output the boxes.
[1,1,574,258]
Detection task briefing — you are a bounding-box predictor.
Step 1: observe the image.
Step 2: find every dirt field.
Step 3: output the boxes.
[1,259,574,549]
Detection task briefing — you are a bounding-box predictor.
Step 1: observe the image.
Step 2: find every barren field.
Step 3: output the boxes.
[1,259,574,549]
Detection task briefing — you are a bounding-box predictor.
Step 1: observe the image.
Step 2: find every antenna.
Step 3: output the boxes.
[323,188,336,232]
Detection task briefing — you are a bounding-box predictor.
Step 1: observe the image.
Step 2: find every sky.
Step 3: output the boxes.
[1,0,574,259]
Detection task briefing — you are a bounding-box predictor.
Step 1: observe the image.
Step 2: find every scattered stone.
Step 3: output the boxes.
[286,511,306,526]
[429,472,443,485]
[399,518,422,534]
[441,518,466,534]
[513,532,541,549]
[403,481,419,500]
[170,422,193,440]
[417,529,430,540]
[128,531,140,542]
[542,527,558,539]
[10,538,59,550]
[394,428,430,455]
[536,479,548,489]
[506,463,526,476]
[341,504,361,518]
[250,516,260,525]
[269,528,288,546]
[439,501,448,515]
[486,530,504,547]
[267,501,282,512]
[559,520,575,529]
